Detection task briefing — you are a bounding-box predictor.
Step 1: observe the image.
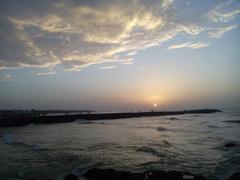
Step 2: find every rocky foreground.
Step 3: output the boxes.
[64,168,240,180]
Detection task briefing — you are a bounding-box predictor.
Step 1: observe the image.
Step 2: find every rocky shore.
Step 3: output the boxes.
[64,167,240,180]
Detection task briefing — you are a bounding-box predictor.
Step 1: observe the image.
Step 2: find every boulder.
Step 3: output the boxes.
[82,168,206,180]
[228,172,240,180]
[83,168,132,180]
[65,173,78,180]
[224,143,237,148]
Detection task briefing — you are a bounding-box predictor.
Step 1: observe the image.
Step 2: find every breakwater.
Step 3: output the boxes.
[0,109,221,127]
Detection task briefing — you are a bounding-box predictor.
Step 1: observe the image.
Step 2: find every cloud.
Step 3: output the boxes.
[99,66,116,70]
[121,61,134,65]
[168,42,209,50]
[127,51,137,56]
[0,0,239,71]
[35,71,56,76]
[207,0,240,23]
[208,25,239,38]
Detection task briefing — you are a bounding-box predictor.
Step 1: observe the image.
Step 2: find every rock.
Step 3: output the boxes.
[65,173,78,180]
[82,168,206,180]
[83,168,132,180]
[228,172,240,180]
[224,143,237,148]
[166,171,183,180]
[156,127,168,131]
[146,170,166,180]
[223,120,240,124]
[182,172,206,180]
[163,140,172,146]
[170,117,179,120]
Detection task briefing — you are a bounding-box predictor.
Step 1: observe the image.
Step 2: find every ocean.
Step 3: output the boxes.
[0,109,239,180]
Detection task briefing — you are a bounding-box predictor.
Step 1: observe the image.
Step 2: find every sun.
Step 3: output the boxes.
[153,103,158,107]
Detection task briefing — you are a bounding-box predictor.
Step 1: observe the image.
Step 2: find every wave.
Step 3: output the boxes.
[138,160,161,167]
[1,132,44,151]
[162,140,173,147]
[214,141,239,152]
[77,119,93,124]
[214,155,240,180]
[26,123,36,127]
[87,143,121,150]
[136,146,163,157]
[1,132,15,144]
[208,125,219,128]
[148,140,173,148]
[169,117,180,120]
[222,120,240,124]
[77,119,107,125]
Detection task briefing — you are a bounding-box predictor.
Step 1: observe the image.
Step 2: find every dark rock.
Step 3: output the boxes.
[224,143,237,148]
[82,168,206,180]
[147,170,166,180]
[170,117,179,120]
[223,120,240,124]
[228,172,240,180]
[157,127,168,131]
[65,173,78,180]
[0,109,222,127]
[166,171,183,180]
[192,175,206,180]
[83,168,132,180]
[163,140,172,147]
[182,172,206,180]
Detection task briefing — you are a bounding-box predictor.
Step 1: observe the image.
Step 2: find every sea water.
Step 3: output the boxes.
[0,109,239,180]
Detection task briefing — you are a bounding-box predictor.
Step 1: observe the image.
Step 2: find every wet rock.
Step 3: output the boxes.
[228,172,240,180]
[163,140,172,147]
[156,127,168,131]
[223,120,240,124]
[224,143,237,148]
[166,171,183,180]
[65,173,78,180]
[146,170,166,180]
[181,172,206,180]
[170,117,179,120]
[136,146,162,157]
[82,168,206,180]
[83,168,132,180]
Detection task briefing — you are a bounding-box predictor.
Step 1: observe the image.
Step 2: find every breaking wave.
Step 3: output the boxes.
[1,132,44,151]
[136,146,163,157]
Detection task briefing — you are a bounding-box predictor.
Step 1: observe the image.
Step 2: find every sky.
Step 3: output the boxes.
[0,0,240,111]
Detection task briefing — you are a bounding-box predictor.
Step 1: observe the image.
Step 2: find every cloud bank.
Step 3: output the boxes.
[0,0,239,71]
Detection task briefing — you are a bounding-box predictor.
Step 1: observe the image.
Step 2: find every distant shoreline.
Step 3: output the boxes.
[0,109,222,127]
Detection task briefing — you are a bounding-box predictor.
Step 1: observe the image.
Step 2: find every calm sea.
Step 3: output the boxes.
[0,109,240,180]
